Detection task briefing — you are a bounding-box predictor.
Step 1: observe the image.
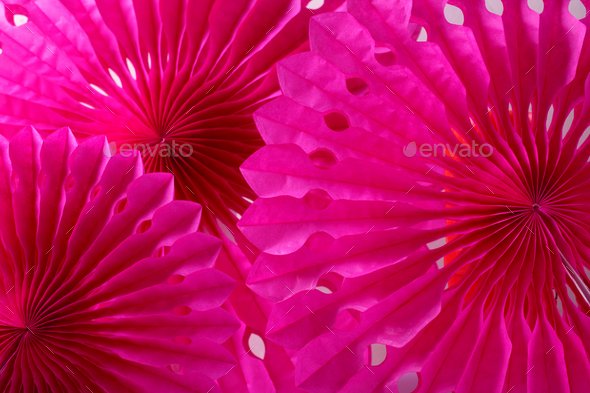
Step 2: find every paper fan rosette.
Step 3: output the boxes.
[0,126,239,392]
[0,0,345,390]
[238,1,590,392]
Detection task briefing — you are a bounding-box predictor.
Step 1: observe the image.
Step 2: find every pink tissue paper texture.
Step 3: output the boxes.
[0,0,343,392]
[238,0,590,392]
[0,127,239,392]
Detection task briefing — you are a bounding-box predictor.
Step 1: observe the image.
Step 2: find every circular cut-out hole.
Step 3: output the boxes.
[167,364,186,375]
[374,46,396,66]
[247,333,266,360]
[306,0,324,10]
[126,58,137,80]
[172,305,192,316]
[114,198,127,214]
[167,275,185,285]
[363,343,387,366]
[563,109,575,138]
[346,77,369,96]
[153,245,172,258]
[90,84,108,96]
[109,68,123,88]
[398,372,420,393]
[333,308,361,331]
[136,219,151,234]
[304,231,335,253]
[444,3,465,25]
[309,149,338,170]
[303,189,333,210]
[5,5,29,27]
[486,0,504,15]
[528,0,544,13]
[546,105,554,131]
[324,112,349,131]
[408,23,428,42]
[317,272,344,293]
[569,0,586,19]
[173,336,192,345]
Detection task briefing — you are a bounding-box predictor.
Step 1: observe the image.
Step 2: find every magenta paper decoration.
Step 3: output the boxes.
[239,1,590,392]
[0,1,346,391]
[0,126,239,392]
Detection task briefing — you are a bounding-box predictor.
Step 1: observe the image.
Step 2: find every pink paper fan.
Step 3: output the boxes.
[0,1,344,391]
[0,126,239,392]
[239,1,590,392]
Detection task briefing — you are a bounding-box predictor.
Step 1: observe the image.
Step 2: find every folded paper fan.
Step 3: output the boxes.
[0,127,239,392]
[0,1,344,390]
[239,1,590,392]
